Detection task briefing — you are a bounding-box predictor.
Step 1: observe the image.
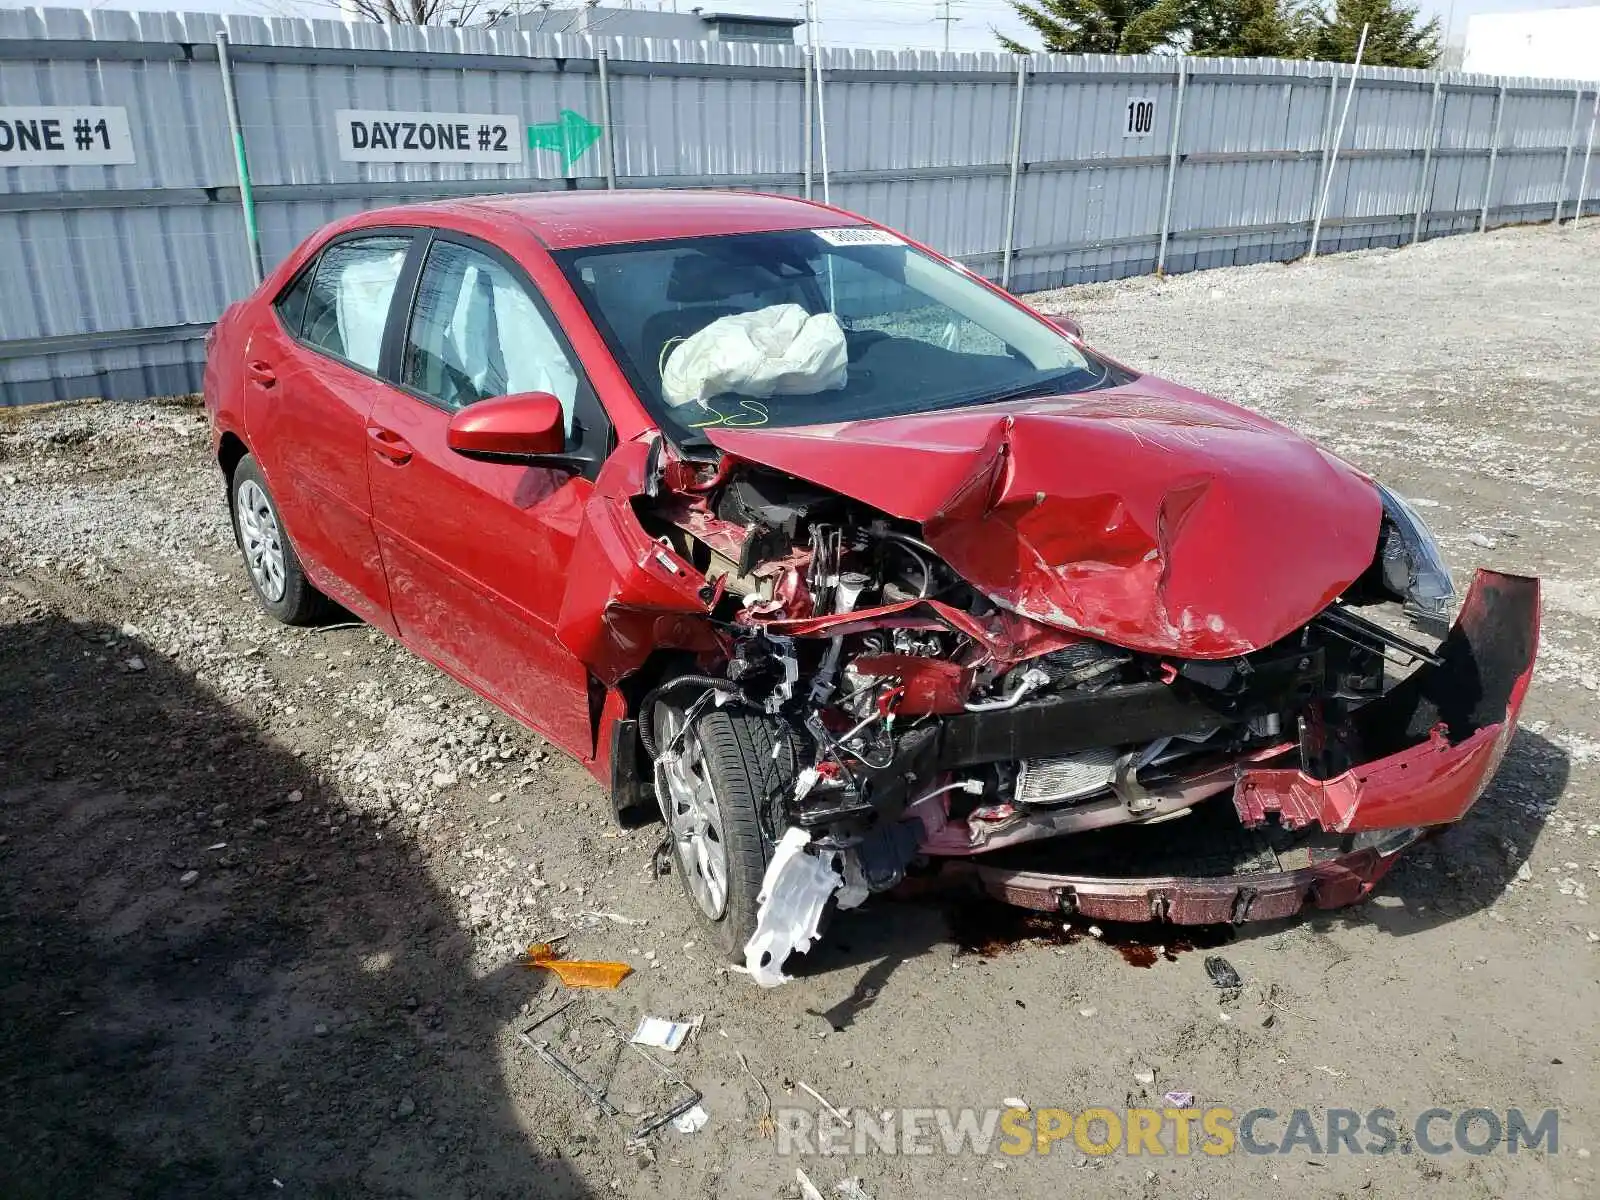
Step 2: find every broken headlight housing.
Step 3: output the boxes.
[1375,483,1455,634]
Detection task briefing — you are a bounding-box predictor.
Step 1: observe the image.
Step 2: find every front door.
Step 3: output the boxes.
[365,234,607,760]
[246,232,412,634]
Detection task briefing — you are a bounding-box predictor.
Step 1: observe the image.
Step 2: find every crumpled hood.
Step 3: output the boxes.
[706,378,1383,659]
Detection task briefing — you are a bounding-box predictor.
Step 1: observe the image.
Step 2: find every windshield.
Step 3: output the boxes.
[554,227,1117,443]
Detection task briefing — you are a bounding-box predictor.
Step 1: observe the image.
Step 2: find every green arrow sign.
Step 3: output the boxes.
[528,109,602,169]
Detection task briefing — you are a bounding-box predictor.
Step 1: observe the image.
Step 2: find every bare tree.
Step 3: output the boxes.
[365,0,484,25]
[300,0,609,33]
[315,0,495,26]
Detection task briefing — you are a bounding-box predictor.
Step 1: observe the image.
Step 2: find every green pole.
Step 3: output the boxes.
[216,31,263,287]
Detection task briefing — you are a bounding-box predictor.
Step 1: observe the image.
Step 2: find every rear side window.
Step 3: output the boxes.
[300,235,411,372]
[273,267,314,336]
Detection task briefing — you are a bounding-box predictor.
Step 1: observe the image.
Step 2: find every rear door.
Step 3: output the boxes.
[245,231,414,634]
[365,231,611,760]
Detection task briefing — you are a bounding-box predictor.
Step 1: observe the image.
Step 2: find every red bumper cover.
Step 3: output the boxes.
[976,570,1540,923]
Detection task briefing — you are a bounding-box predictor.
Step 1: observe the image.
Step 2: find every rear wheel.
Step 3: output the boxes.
[653,699,795,959]
[230,454,331,626]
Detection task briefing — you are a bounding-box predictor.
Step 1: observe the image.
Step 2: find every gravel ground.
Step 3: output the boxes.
[2,220,1598,1199]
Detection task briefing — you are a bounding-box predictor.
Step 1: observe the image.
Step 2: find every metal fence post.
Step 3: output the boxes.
[803,45,814,200]
[1156,55,1188,275]
[999,58,1027,290]
[1310,71,1341,255]
[215,30,263,287]
[815,47,831,204]
[1578,90,1600,221]
[596,48,617,189]
[1479,80,1506,233]
[1411,75,1443,245]
[1554,86,1583,223]
[1309,23,1368,260]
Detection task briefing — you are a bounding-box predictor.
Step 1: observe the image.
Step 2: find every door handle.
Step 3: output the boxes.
[367,425,414,465]
[246,360,277,388]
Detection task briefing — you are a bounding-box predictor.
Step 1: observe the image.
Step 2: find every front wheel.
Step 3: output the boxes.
[653,700,795,959]
[230,454,331,626]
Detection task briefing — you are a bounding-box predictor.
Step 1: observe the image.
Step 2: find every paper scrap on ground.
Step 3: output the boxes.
[671,1104,710,1134]
[631,1016,696,1052]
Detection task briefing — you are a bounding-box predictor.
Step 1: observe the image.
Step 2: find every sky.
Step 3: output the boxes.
[1,0,1595,55]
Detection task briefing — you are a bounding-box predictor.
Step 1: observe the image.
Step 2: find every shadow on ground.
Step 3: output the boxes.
[0,614,589,1200]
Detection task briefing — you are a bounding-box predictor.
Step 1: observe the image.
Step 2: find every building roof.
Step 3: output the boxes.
[697,12,806,27]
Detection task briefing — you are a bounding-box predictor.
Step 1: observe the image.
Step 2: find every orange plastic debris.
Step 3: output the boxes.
[521,942,633,989]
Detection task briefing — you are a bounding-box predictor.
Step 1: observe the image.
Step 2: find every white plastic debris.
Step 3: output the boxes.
[1002,1097,1030,1111]
[795,1167,827,1200]
[631,1016,698,1053]
[797,1080,852,1128]
[792,767,822,803]
[671,1104,709,1134]
[835,851,870,912]
[661,304,847,409]
[744,828,846,987]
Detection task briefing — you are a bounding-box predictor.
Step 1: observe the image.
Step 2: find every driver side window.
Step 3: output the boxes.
[403,240,579,430]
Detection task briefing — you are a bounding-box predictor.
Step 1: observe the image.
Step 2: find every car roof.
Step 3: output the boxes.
[372,190,865,250]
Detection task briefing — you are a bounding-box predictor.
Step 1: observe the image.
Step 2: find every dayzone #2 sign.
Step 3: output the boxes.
[335,110,523,164]
[0,107,135,166]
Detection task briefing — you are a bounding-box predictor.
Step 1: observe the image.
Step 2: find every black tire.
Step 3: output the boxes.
[663,703,796,960]
[229,454,333,627]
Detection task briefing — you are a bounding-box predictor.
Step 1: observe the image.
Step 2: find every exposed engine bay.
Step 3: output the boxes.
[584,429,1539,988]
[649,462,1385,836]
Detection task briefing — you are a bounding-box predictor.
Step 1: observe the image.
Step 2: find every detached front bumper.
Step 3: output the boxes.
[978,837,1413,924]
[972,570,1540,924]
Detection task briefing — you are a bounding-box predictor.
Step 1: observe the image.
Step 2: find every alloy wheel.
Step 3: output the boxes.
[654,704,731,920]
[235,479,287,603]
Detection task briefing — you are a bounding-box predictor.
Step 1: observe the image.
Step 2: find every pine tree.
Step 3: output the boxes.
[1183,0,1311,59]
[997,0,1189,55]
[998,0,1440,66]
[1304,0,1441,67]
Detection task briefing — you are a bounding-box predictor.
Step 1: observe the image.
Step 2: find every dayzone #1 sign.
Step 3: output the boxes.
[0,107,135,166]
[335,110,523,164]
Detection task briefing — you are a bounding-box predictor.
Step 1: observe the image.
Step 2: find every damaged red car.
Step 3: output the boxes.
[204,191,1539,986]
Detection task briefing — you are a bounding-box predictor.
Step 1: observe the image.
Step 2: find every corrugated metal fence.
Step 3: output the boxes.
[3,7,1597,405]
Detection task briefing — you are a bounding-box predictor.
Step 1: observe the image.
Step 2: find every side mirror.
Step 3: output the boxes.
[1046,313,1084,341]
[446,392,566,464]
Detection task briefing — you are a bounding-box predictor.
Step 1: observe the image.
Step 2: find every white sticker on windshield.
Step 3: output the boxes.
[813,226,902,247]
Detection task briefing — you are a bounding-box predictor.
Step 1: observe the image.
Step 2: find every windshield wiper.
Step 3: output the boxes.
[970,368,1096,407]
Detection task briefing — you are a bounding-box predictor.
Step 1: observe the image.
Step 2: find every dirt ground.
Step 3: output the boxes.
[2,220,1598,1200]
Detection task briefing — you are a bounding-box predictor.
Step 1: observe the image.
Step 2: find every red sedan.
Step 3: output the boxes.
[205,191,1537,986]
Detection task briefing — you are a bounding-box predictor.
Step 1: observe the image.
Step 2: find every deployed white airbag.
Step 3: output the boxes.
[661,303,847,409]
[335,250,406,371]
